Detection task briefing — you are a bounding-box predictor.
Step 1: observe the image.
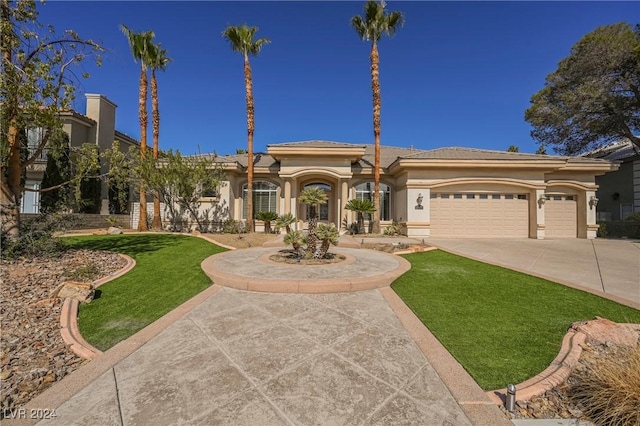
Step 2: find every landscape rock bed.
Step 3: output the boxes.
[0,250,126,418]
[268,249,346,265]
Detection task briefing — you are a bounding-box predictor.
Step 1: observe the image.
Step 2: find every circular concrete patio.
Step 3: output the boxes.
[201,247,411,293]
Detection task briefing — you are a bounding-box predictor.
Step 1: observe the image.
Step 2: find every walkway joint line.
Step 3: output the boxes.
[112,368,125,426]
[591,240,606,293]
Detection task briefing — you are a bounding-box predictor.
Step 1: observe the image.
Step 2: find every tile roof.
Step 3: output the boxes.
[267,140,367,149]
[582,138,640,162]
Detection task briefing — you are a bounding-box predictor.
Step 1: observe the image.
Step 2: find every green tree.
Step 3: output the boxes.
[222,24,270,233]
[298,187,328,256]
[1,0,102,239]
[102,141,134,214]
[255,210,278,234]
[142,150,225,232]
[121,24,155,231]
[148,41,171,230]
[525,22,640,155]
[351,0,404,234]
[345,198,376,234]
[535,144,548,155]
[40,130,71,213]
[315,223,339,258]
[76,145,101,213]
[507,145,520,152]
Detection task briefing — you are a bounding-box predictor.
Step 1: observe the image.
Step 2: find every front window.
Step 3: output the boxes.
[355,182,390,221]
[243,181,278,219]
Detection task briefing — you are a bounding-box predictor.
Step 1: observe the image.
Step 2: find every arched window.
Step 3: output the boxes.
[243,181,278,219]
[355,182,390,221]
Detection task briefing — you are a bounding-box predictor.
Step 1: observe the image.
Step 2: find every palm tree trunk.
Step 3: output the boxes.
[138,66,149,231]
[306,206,318,256]
[151,69,162,230]
[244,55,255,233]
[370,42,381,234]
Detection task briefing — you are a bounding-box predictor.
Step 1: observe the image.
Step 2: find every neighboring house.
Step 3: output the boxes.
[583,138,640,221]
[22,94,139,214]
[137,140,617,239]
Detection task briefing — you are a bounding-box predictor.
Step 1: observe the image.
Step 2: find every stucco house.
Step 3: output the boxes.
[144,140,617,239]
[22,94,139,215]
[583,138,640,221]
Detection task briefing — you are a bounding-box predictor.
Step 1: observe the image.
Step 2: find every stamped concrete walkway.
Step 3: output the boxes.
[16,240,512,426]
[35,287,474,425]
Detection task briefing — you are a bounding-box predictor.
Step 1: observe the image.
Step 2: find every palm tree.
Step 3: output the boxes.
[351,1,404,234]
[255,210,278,234]
[148,42,171,230]
[121,24,155,231]
[298,187,328,256]
[275,212,296,234]
[345,198,376,234]
[222,24,270,233]
[315,223,339,258]
[283,230,304,257]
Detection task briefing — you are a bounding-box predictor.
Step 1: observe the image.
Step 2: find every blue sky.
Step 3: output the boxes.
[39,1,638,156]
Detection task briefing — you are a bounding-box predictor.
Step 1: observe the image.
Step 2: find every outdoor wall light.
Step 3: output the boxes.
[416,193,424,206]
[537,196,546,208]
[589,196,599,209]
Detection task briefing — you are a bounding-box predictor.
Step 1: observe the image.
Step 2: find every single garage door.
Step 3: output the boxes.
[545,195,577,238]
[430,193,529,238]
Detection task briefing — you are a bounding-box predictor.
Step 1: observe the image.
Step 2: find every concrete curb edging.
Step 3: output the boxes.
[59,254,136,359]
[486,329,587,405]
[380,287,512,426]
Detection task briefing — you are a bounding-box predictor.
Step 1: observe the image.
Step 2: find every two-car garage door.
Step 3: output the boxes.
[430,192,578,238]
[430,193,529,238]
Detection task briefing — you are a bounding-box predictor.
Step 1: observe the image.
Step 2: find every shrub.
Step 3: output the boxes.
[1,213,79,259]
[383,221,403,236]
[569,345,640,426]
[221,219,247,234]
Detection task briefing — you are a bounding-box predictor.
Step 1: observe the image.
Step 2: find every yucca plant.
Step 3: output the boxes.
[315,223,339,258]
[255,210,278,234]
[345,198,376,234]
[275,212,296,234]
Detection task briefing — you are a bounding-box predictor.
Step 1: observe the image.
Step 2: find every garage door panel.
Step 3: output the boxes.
[545,195,577,238]
[431,193,529,238]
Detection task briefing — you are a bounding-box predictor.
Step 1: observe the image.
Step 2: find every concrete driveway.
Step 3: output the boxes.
[426,238,640,308]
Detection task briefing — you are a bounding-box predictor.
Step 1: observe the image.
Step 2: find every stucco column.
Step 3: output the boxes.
[340,179,349,233]
[585,189,598,239]
[284,179,292,215]
[406,187,430,237]
[535,189,546,239]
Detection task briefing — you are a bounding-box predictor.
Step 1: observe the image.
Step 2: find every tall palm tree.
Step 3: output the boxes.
[121,24,155,231]
[148,42,171,230]
[222,24,270,233]
[351,1,404,234]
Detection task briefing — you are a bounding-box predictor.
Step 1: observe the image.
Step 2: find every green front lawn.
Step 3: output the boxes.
[392,250,640,390]
[64,234,226,351]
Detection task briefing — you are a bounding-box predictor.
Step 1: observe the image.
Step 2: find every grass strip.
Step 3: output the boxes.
[391,250,640,390]
[64,234,226,351]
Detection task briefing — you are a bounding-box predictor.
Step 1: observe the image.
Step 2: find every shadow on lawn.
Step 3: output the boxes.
[63,234,184,256]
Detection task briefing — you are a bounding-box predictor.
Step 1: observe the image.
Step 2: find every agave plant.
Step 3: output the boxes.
[283,230,304,257]
[255,210,278,234]
[275,212,296,234]
[315,223,339,258]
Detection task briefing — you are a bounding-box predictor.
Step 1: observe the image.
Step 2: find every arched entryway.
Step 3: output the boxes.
[299,181,334,229]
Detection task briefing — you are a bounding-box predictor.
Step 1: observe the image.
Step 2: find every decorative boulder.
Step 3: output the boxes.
[53,281,95,304]
[108,226,123,235]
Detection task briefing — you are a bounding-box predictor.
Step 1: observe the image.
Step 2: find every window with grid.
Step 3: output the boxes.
[243,181,278,219]
[354,182,390,221]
